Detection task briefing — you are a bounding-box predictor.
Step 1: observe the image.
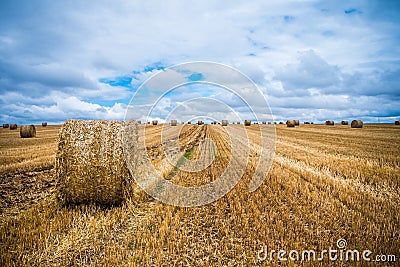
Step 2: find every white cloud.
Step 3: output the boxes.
[0,0,399,123]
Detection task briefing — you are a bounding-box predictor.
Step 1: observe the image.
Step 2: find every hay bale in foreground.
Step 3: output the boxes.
[325,120,334,126]
[351,120,363,128]
[395,121,400,125]
[286,120,295,127]
[171,120,177,126]
[3,123,9,128]
[20,125,36,138]
[152,120,158,125]
[341,120,348,125]
[221,120,228,126]
[55,120,137,206]
[10,124,17,130]
[244,120,251,126]
[42,122,47,127]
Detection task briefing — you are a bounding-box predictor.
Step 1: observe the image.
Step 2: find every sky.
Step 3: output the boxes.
[0,0,399,124]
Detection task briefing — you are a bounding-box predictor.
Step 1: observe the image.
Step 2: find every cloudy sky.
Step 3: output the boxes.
[0,0,399,124]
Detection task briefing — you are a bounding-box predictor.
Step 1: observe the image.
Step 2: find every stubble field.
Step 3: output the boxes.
[0,123,399,266]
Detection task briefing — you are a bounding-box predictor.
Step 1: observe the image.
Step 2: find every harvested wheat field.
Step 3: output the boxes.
[0,123,399,266]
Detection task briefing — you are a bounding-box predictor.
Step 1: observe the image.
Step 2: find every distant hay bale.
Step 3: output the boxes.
[395,121,400,125]
[294,120,300,126]
[187,121,191,124]
[286,120,295,127]
[10,124,17,130]
[221,120,228,126]
[351,120,363,128]
[2,123,9,128]
[42,122,47,127]
[304,122,310,124]
[147,122,150,124]
[197,120,203,125]
[137,120,141,124]
[325,120,334,126]
[311,122,314,124]
[56,120,137,206]
[171,120,177,126]
[279,122,283,124]
[341,120,348,125]
[237,122,240,124]
[20,125,36,138]
[244,120,251,126]
[267,122,271,124]
[262,121,266,124]
[152,120,158,125]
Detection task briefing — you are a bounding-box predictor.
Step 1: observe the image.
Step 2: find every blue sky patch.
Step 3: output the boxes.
[187,73,204,82]
[143,61,165,72]
[283,15,295,23]
[345,8,361,15]
[99,76,132,88]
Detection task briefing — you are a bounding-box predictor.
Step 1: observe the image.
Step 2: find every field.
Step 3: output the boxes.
[0,123,399,266]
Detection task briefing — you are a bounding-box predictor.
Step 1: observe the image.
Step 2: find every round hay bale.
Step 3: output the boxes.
[304,122,310,124]
[152,120,158,125]
[221,120,228,126]
[244,120,251,126]
[10,124,17,130]
[395,120,400,125]
[267,122,271,124]
[262,121,266,124]
[351,120,363,128]
[279,122,283,124]
[294,120,300,126]
[20,125,36,138]
[42,122,48,127]
[55,120,137,206]
[147,122,150,124]
[341,120,348,125]
[171,119,177,126]
[286,120,295,127]
[187,121,191,124]
[137,120,141,124]
[325,120,334,126]
[311,122,314,124]
[197,120,203,125]
[3,123,9,128]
